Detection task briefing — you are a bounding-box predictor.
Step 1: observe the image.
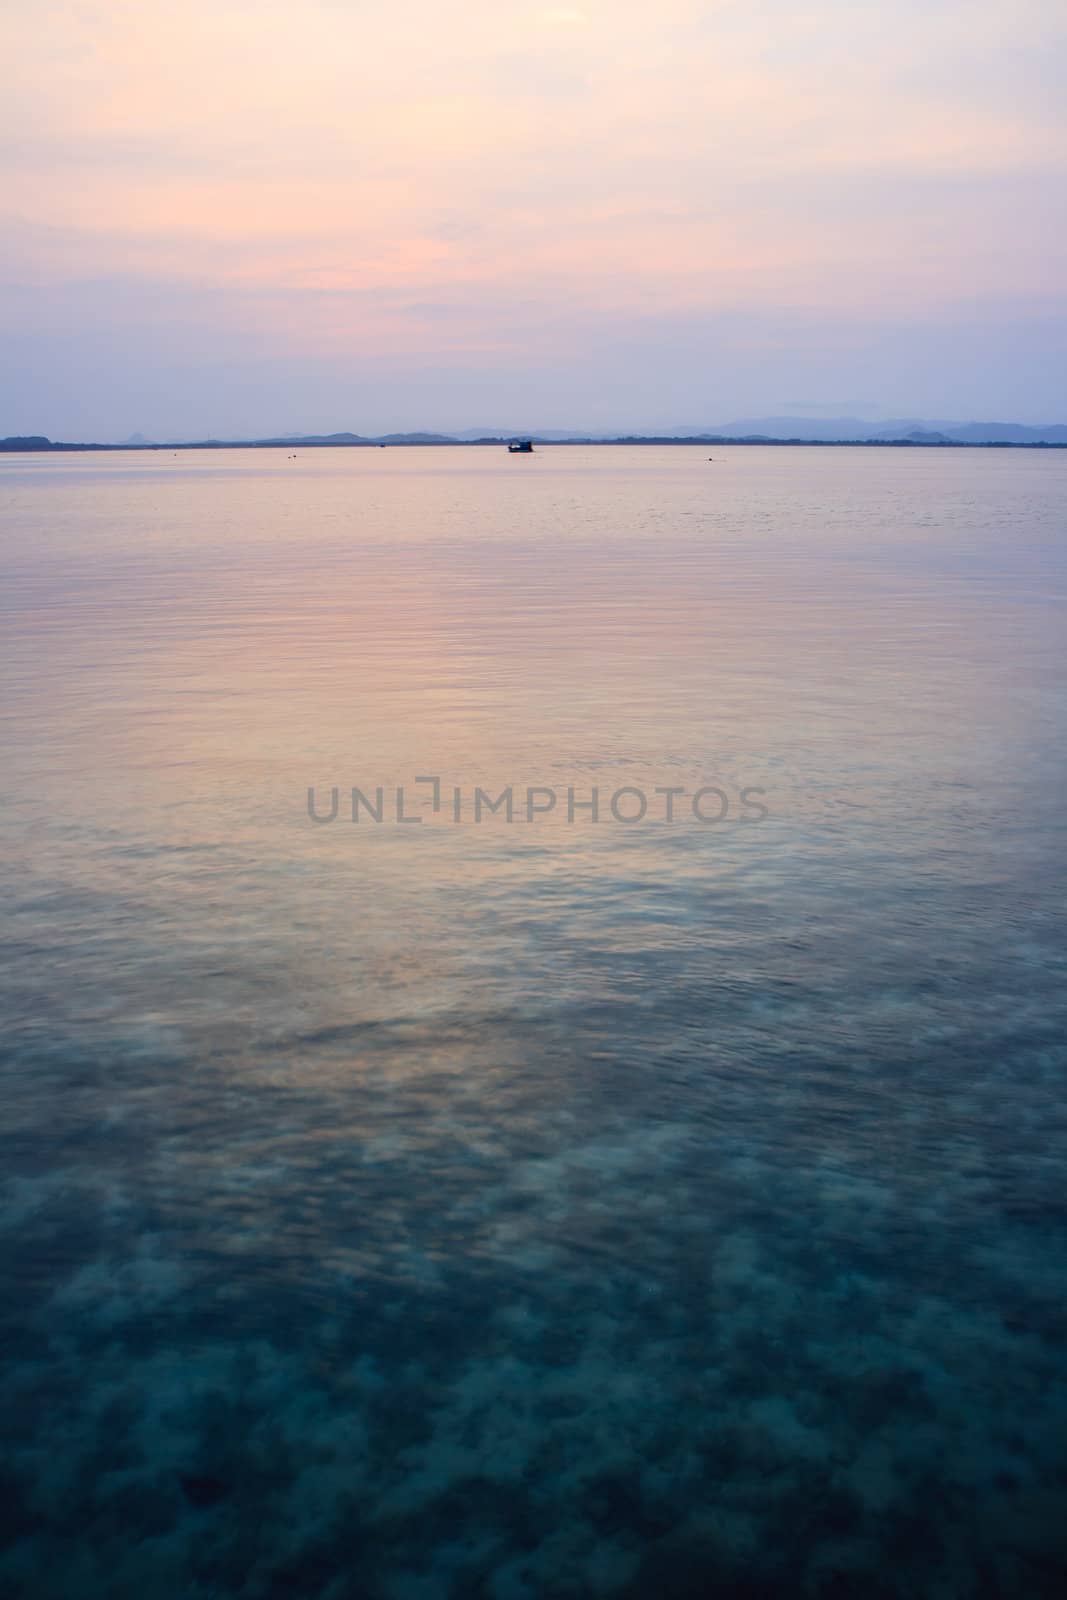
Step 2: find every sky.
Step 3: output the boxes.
[2,0,1066,439]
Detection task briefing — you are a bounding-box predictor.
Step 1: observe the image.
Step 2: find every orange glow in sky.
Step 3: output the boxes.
[3,0,1066,435]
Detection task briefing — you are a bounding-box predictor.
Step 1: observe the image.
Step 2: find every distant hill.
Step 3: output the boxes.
[705,415,921,441]
[256,431,369,445]
[450,428,604,442]
[943,421,1067,445]
[705,416,1067,445]
[4,419,1067,452]
[374,432,457,445]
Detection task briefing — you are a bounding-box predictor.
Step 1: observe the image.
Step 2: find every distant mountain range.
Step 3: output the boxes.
[697,416,1067,444]
[3,417,1067,451]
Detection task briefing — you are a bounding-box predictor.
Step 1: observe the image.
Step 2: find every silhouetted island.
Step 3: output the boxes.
[3,422,1066,452]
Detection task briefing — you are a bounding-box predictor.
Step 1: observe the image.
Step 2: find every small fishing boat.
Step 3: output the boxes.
[507,439,534,453]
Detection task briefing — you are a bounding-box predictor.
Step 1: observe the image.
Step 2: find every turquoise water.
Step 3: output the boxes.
[2,445,1066,1596]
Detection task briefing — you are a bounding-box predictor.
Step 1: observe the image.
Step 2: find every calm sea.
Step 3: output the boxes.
[2,445,1066,1597]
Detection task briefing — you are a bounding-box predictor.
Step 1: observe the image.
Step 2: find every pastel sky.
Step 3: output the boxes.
[3,0,1065,437]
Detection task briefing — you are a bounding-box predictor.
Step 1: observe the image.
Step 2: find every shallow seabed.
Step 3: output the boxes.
[2,446,1067,1597]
